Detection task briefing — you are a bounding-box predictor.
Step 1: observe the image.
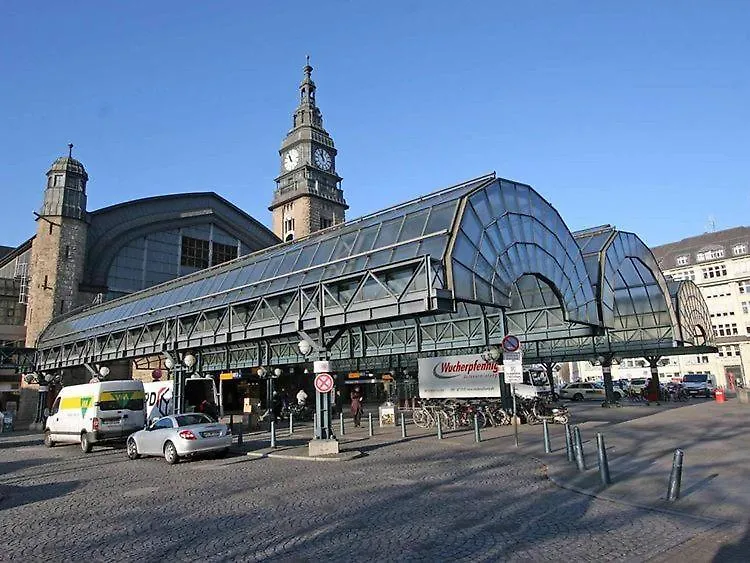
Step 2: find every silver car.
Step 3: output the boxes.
[126,413,232,464]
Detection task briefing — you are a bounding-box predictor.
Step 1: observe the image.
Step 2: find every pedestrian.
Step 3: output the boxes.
[296,388,308,406]
[350,386,363,427]
[271,391,283,421]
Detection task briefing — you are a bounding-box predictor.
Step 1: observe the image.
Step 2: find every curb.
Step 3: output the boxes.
[246,450,362,462]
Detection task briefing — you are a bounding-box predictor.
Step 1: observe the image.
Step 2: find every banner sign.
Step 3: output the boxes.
[418,354,503,398]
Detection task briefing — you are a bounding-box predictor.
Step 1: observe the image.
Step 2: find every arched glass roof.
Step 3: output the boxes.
[669,280,714,347]
[33,175,715,371]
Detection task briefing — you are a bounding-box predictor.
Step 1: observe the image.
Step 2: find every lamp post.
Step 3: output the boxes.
[165,352,195,415]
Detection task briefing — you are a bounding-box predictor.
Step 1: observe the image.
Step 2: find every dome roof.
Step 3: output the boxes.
[48,156,88,178]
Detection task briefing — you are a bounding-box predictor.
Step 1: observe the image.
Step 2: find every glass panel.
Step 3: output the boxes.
[293,242,318,270]
[373,217,403,249]
[352,224,380,255]
[398,209,430,242]
[311,239,337,266]
[424,201,458,234]
[331,232,358,261]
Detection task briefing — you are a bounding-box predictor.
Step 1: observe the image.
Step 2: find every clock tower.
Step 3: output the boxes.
[270,59,348,241]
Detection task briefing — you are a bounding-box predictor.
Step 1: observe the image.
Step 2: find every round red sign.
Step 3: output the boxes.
[314,373,334,393]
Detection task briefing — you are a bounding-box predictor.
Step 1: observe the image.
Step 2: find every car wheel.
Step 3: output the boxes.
[127,437,140,460]
[80,431,92,453]
[44,430,55,448]
[216,447,229,459]
[573,393,584,401]
[164,441,179,465]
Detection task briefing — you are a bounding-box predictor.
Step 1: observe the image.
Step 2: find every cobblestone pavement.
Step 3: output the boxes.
[0,423,729,563]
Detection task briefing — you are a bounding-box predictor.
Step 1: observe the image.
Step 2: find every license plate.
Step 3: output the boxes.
[201,431,220,438]
[102,419,119,425]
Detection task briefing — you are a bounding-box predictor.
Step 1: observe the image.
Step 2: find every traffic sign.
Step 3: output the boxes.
[503,350,523,384]
[314,373,334,393]
[502,334,521,353]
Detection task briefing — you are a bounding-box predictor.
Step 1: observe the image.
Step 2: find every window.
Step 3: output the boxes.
[50,398,60,416]
[733,244,747,256]
[99,394,145,411]
[697,248,725,262]
[176,413,213,427]
[48,222,53,235]
[284,217,295,233]
[180,236,210,268]
[65,245,70,259]
[320,217,333,229]
[211,241,237,266]
[60,300,64,314]
[702,265,727,279]
[743,302,749,314]
[43,275,49,289]
[54,174,63,187]
[152,418,174,429]
[676,255,689,266]
[739,281,750,294]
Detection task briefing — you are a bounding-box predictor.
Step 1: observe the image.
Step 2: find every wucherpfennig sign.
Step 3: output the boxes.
[418,354,503,399]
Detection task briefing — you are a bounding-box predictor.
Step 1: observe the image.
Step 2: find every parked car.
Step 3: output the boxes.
[628,378,649,394]
[126,413,232,464]
[559,382,626,401]
[682,373,717,398]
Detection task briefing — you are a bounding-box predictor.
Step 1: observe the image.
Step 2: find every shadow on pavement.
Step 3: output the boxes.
[0,480,81,511]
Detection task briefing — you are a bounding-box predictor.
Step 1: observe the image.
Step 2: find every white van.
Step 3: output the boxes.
[44,380,146,453]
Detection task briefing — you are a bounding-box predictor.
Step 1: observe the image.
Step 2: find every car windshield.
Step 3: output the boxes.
[176,414,213,427]
[631,379,646,385]
[683,374,708,383]
[592,382,604,388]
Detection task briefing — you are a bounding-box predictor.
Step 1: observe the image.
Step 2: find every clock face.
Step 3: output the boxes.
[314,148,332,171]
[283,148,300,171]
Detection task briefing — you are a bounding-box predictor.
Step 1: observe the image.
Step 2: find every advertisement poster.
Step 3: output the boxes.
[418,354,503,398]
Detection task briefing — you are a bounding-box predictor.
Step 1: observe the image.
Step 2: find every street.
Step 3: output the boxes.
[2,400,743,562]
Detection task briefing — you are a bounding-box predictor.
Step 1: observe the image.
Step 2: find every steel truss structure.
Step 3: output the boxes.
[33,174,715,375]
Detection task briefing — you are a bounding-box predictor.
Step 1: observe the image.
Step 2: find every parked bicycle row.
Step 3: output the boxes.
[411,397,569,430]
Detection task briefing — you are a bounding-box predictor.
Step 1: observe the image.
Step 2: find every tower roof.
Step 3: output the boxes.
[47,144,88,179]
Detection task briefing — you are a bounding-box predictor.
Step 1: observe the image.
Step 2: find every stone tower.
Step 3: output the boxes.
[270,59,348,241]
[25,145,89,347]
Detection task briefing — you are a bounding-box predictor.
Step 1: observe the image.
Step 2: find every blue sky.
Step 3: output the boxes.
[2,1,748,248]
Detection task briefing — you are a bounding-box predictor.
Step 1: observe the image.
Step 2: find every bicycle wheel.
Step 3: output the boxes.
[412,408,431,429]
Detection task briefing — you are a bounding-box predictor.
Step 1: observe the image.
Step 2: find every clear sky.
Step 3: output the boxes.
[2,1,748,248]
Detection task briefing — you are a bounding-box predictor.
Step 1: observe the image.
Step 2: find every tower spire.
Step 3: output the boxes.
[68,143,73,157]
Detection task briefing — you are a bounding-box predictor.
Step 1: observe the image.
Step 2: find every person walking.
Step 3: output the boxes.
[350,386,363,428]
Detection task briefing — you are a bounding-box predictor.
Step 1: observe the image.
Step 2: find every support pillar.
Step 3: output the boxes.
[601,360,617,406]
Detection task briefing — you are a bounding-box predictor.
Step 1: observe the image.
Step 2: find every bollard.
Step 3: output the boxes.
[400,412,407,438]
[474,413,481,443]
[573,426,586,472]
[667,449,684,501]
[289,412,294,436]
[453,414,458,432]
[368,413,374,437]
[543,419,551,454]
[270,420,277,448]
[237,419,243,447]
[596,433,611,485]
[436,414,443,440]
[339,412,345,436]
[564,423,574,462]
[229,413,234,435]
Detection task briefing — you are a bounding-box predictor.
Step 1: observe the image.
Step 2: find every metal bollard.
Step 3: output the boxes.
[400,412,407,438]
[573,426,586,472]
[289,412,294,436]
[564,423,574,462]
[596,433,611,485]
[237,419,243,447]
[270,420,277,448]
[368,413,374,437]
[667,449,684,501]
[339,412,345,436]
[543,419,551,454]
[436,414,443,440]
[474,413,481,443]
[229,413,234,435]
[453,414,458,431]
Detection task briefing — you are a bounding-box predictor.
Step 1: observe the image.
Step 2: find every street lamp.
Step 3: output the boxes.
[98,366,110,378]
[481,346,501,362]
[184,353,196,370]
[164,357,175,370]
[298,339,313,357]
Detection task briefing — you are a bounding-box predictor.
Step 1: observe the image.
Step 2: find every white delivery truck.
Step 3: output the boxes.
[143,377,219,423]
[44,380,146,453]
